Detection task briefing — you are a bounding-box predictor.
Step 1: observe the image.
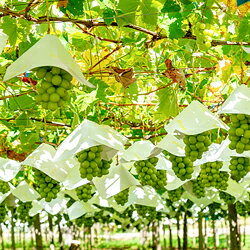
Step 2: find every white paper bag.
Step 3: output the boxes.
[3,34,94,87]
[29,200,43,216]
[121,141,155,161]
[22,143,71,182]
[54,119,127,161]
[43,193,69,215]
[0,33,7,54]
[62,159,90,190]
[0,158,21,181]
[153,134,186,157]
[165,101,229,135]
[93,164,140,199]
[218,85,250,115]
[67,201,98,220]
[127,185,164,207]
[11,181,40,202]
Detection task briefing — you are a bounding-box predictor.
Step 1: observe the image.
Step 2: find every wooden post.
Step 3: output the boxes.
[228,204,241,250]
[198,212,204,250]
[33,214,43,250]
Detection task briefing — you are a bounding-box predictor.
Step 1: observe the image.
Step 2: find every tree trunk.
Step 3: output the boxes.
[212,220,216,249]
[183,212,188,250]
[228,204,241,250]
[58,223,64,250]
[176,214,181,250]
[152,221,159,250]
[33,214,43,250]
[48,214,55,249]
[10,208,16,250]
[198,212,204,250]
[169,220,173,250]
[163,224,167,250]
[204,217,207,249]
[0,224,4,250]
[23,224,26,250]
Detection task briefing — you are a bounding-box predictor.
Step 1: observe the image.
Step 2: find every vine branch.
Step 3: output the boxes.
[1,7,250,46]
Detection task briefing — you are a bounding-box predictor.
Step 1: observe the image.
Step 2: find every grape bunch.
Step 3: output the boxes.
[219,191,236,205]
[34,66,73,111]
[0,180,10,194]
[154,170,167,190]
[197,161,229,190]
[192,22,214,50]
[229,157,250,182]
[228,114,250,153]
[75,215,94,228]
[192,179,205,199]
[168,154,194,181]
[76,183,93,202]
[76,145,112,181]
[114,188,129,206]
[236,201,247,216]
[63,213,73,227]
[0,204,7,223]
[33,169,60,202]
[135,157,166,189]
[135,205,157,222]
[183,131,212,162]
[16,201,32,223]
[167,186,184,202]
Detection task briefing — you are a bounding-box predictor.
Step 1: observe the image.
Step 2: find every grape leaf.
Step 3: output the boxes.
[169,18,185,39]
[1,17,18,46]
[154,88,179,121]
[9,94,35,111]
[141,0,158,26]
[117,0,140,25]
[161,0,181,13]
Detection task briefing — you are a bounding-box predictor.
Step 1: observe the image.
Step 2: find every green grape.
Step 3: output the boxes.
[219,191,236,205]
[33,66,73,111]
[183,131,212,162]
[114,188,129,206]
[0,204,7,223]
[165,152,194,181]
[167,186,184,202]
[192,179,205,198]
[135,157,166,189]
[236,201,247,216]
[229,156,250,182]
[228,114,250,153]
[0,180,10,194]
[33,169,60,202]
[135,205,157,222]
[76,145,112,180]
[197,161,229,190]
[192,22,213,51]
[76,183,93,202]
[16,201,33,223]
